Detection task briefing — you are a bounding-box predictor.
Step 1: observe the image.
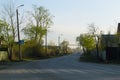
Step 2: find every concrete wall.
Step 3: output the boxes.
[0,51,8,61]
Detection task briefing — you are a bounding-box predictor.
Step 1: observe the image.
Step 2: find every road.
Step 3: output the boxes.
[1,53,120,80]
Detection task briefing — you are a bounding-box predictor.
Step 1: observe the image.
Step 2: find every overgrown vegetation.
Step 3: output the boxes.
[76,23,102,63]
[80,53,103,63]
[0,1,72,61]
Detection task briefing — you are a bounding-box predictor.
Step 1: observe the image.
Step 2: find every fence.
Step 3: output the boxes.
[106,47,120,60]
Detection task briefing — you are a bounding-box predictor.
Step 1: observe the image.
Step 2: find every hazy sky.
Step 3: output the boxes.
[0,0,120,47]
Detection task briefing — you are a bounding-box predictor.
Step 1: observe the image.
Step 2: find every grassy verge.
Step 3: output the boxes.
[106,60,120,64]
[79,54,104,63]
[79,54,120,65]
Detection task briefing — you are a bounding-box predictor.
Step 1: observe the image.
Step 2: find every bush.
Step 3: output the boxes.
[11,40,47,60]
[12,40,69,60]
[22,40,47,58]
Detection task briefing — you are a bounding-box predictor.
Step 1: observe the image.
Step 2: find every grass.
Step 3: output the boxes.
[79,54,120,65]
[79,54,104,63]
[106,59,120,64]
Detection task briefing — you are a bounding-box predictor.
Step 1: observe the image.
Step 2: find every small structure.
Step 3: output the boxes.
[0,36,8,61]
[101,35,118,48]
[117,23,120,34]
[100,23,120,61]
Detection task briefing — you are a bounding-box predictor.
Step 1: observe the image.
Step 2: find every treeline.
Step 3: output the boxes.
[0,1,72,61]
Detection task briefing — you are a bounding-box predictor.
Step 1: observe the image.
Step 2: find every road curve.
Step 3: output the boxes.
[1,53,120,80]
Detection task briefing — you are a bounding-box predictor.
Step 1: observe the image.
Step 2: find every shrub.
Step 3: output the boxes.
[21,40,50,59]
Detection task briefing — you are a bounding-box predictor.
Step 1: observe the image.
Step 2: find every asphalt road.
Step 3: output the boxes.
[1,53,120,80]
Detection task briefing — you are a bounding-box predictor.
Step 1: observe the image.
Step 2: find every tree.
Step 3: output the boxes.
[0,20,5,45]
[0,0,18,60]
[23,6,53,45]
[88,23,100,57]
[76,34,95,54]
[0,20,5,34]
[0,19,13,60]
[2,0,16,42]
[60,40,69,54]
[88,23,99,35]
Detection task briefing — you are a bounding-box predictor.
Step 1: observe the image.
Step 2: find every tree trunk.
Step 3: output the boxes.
[83,48,86,54]
[10,17,15,42]
[35,21,39,41]
[8,44,13,61]
[0,39,1,45]
[38,34,42,45]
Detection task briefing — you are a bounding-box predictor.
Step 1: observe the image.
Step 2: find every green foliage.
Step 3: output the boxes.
[21,40,62,59]
[12,40,48,59]
[20,6,54,59]
[22,40,45,58]
[0,4,56,61]
[47,46,58,57]
[60,40,72,54]
[76,34,96,52]
[22,25,47,41]
[22,6,53,45]
[0,20,4,33]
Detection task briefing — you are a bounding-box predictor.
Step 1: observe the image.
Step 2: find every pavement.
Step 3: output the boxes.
[0,53,120,80]
[0,62,11,70]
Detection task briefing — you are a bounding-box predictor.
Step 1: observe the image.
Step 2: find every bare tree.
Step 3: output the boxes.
[88,23,100,57]
[88,23,99,35]
[2,1,16,42]
[0,0,16,60]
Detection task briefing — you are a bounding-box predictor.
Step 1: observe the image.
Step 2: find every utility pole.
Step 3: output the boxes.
[45,29,48,54]
[58,34,62,54]
[95,35,99,58]
[58,36,60,47]
[58,36,60,54]
[16,4,24,61]
[93,32,99,58]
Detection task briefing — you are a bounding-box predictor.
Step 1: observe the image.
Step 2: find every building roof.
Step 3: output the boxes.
[101,35,118,47]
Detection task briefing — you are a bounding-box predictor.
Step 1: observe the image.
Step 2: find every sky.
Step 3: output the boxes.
[0,0,120,47]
